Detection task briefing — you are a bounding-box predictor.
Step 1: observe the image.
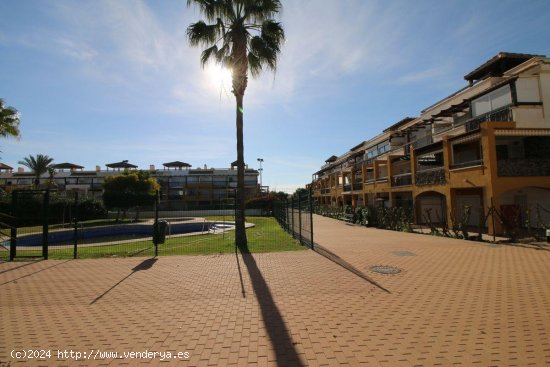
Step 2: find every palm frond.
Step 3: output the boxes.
[247,51,262,78]
[188,0,284,83]
[187,20,221,46]
[242,0,281,22]
[17,154,54,177]
[0,100,21,139]
[201,45,219,65]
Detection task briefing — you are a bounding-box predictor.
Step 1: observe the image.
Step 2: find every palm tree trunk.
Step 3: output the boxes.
[235,92,248,248]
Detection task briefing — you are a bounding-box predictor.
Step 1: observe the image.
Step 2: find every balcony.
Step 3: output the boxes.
[450,159,483,170]
[391,173,412,187]
[412,135,434,150]
[415,167,446,186]
[464,106,513,133]
[498,158,550,177]
[321,188,331,195]
[343,184,352,192]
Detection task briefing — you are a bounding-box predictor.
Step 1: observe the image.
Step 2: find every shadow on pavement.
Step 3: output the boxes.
[0,260,71,286]
[235,247,246,298]
[90,257,157,304]
[0,259,44,275]
[237,244,304,367]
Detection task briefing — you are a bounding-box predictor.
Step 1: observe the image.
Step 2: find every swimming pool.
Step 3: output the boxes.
[9,220,235,247]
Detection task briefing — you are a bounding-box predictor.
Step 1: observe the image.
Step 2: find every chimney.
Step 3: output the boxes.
[96,165,101,172]
[17,167,24,173]
[204,164,207,169]
[150,165,155,171]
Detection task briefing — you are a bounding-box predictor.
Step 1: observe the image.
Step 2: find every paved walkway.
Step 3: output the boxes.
[1,215,549,366]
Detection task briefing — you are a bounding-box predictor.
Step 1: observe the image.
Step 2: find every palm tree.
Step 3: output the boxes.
[187,0,285,248]
[0,99,21,139]
[18,154,54,188]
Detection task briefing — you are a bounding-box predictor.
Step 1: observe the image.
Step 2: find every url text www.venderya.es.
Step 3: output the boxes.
[11,349,190,361]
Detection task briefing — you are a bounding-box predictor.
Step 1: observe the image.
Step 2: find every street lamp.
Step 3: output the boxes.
[257,158,264,191]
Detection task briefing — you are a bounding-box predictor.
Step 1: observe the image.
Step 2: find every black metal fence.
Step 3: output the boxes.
[0,190,305,261]
[273,190,314,248]
[313,200,550,244]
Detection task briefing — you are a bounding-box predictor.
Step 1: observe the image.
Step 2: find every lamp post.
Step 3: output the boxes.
[257,158,264,192]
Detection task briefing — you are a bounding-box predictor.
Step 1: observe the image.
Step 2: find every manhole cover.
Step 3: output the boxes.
[369,265,402,275]
[392,251,416,257]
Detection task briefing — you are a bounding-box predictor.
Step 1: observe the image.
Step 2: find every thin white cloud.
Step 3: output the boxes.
[244,0,416,106]
[395,66,449,85]
[5,0,423,113]
[56,38,97,61]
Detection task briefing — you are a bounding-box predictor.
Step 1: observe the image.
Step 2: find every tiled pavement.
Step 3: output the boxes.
[1,215,549,366]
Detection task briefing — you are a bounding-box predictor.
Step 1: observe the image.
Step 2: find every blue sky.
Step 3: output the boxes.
[1,0,549,193]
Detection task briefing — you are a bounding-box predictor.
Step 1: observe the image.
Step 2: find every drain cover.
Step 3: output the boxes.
[369,265,402,274]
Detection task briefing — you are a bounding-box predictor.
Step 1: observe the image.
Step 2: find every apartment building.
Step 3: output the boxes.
[0,160,260,209]
[311,52,550,235]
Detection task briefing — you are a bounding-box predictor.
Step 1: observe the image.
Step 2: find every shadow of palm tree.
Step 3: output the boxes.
[237,244,304,367]
[90,257,157,304]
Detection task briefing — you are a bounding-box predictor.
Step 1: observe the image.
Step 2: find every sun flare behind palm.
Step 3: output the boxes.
[206,63,232,93]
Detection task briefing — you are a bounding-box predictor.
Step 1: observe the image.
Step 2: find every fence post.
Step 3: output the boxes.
[73,192,79,259]
[285,199,289,232]
[42,190,49,260]
[153,190,159,257]
[291,197,295,238]
[309,188,314,249]
[298,194,303,244]
[9,191,17,261]
[491,197,496,242]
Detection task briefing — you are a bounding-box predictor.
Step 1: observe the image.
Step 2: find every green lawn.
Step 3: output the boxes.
[2,217,305,260]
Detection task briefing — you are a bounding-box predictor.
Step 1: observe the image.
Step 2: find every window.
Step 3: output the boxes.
[377,141,390,155]
[515,78,541,103]
[452,141,482,165]
[471,85,512,117]
[417,151,444,171]
[366,140,390,160]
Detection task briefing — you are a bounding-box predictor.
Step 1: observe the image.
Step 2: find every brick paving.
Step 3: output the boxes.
[0,215,549,366]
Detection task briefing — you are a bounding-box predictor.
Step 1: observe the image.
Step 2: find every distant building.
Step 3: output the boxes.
[0,160,260,209]
[310,52,550,236]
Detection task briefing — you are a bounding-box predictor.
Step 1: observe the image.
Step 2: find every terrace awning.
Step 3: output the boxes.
[163,161,191,168]
[51,162,84,170]
[106,160,137,169]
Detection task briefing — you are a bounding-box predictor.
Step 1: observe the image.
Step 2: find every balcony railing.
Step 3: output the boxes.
[497,158,550,177]
[415,167,446,186]
[465,106,513,132]
[353,181,363,190]
[321,188,331,194]
[391,173,412,187]
[450,159,483,170]
[343,184,352,192]
[376,176,388,183]
[412,135,434,150]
